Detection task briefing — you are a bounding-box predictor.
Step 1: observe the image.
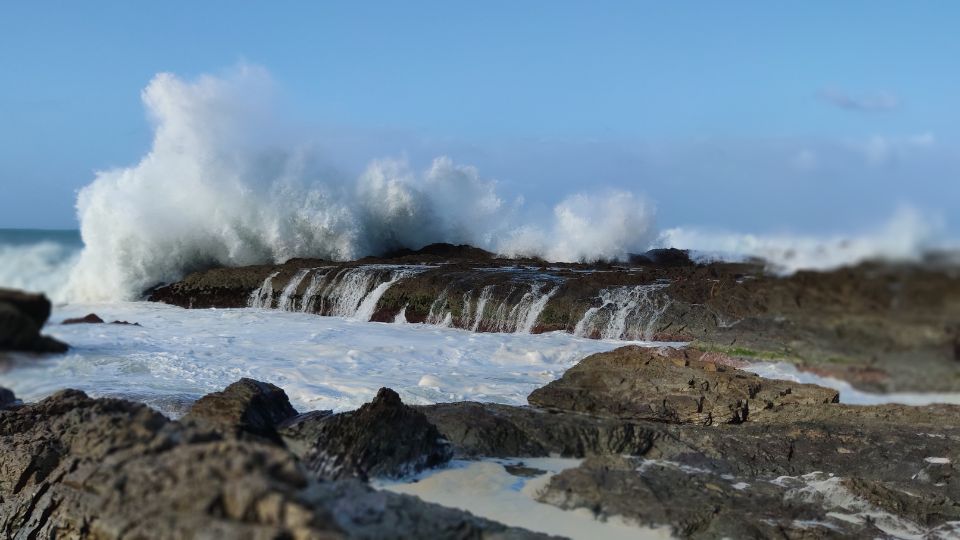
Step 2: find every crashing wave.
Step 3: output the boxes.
[64,66,656,301]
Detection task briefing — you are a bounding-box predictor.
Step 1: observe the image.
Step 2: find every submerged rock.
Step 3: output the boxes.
[303,388,452,480]
[0,288,68,353]
[62,313,141,326]
[183,378,299,443]
[62,313,105,324]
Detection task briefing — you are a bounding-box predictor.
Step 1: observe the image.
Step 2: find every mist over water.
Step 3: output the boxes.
[659,206,942,274]
[0,66,944,302]
[0,230,81,301]
[64,66,657,301]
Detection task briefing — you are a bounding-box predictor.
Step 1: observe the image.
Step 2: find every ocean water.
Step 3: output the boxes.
[2,228,959,417]
[0,301,641,416]
[0,228,81,301]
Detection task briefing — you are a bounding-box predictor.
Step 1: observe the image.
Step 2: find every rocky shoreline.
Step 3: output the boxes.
[149,244,960,393]
[2,345,959,539]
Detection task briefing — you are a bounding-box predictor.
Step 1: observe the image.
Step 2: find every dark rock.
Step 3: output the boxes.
[0,288,68,353]
[0,387,16,409]
[418,401,667,458]
[304,388,452,480]
[536,456,888,539]
[630,247,695,267]
[380,242,494,261]
[62,313,105,324]
[61,313,140,326]
[183,378,299,443]
[278,409,335,457]
[528,346,838,425]
[63,313,103,324]
[0,390,548,539]
[0,288,51,328]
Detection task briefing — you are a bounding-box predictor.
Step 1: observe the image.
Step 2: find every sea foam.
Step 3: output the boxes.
[64,66,656,301]
[58,65,945,301]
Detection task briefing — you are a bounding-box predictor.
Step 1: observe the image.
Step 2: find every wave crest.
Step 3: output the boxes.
[66,66,657,301]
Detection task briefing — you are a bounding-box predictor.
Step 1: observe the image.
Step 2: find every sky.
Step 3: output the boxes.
[1,1,958,238]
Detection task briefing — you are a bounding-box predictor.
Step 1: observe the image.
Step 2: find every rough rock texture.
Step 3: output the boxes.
[183,378,299,443]
[301,388,452,480]
[415,346,960,538]
[0,288,68,353]
[418,401,669,458]
[529,346,838,425]
[3,354,960,539]
[0,388,548,539]
[279,410,335,457]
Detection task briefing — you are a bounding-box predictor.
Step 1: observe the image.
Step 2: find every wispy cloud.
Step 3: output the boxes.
[818,87,900,112]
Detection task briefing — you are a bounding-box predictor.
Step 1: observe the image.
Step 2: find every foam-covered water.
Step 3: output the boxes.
[54,65,946,303]
[61,66,657,301]
[743,362,960,406]
[660,206,944,273]
[573,282,671,340]
[0,302,644,416]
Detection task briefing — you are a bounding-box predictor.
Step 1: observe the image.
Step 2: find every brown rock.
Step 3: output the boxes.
[0,389,550,540]
[528,346,838,425]
[183,378,299,443]
[62,313,105,324]
[303,388,452,480]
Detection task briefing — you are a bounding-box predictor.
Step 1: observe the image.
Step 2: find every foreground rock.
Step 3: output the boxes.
[296,388,452,480]
[529,346,838,425]
[3,346,959,539]
[0,387,16,409]
[0,288,68,353]
[421,347,960,538]
[149,245,960,393]
[0,389,547,539]
[183,378,299,443]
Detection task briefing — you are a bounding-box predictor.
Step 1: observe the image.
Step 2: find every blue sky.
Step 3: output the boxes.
[1,1,958,236]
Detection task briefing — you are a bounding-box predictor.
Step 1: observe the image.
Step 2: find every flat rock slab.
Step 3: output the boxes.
[528,345,838,425]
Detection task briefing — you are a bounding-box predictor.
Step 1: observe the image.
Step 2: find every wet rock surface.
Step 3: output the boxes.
[62,312,105,324]
[0,288,68,353]
[528,346,838,425]
[300,388,452,480]
[3,346,960,539]
[417,346,960,538]
[148,246,960,393]
[183,377,299,443]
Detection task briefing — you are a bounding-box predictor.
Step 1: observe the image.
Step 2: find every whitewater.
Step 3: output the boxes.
[1,65,956,418]
[3,65,927,304]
